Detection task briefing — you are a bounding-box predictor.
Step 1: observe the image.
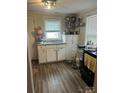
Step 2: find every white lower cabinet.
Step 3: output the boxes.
[37,44,66,64]
[37,45,47,64]
[46,46,57,63]
[57,46,65,61]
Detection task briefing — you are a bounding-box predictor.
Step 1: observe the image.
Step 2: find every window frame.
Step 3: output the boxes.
[85,14,97,45]
[43,17,62,41]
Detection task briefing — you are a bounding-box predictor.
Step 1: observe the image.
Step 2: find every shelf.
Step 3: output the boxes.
[65,15,84,31]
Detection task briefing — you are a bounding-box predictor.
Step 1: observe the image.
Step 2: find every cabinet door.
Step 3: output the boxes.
[72,44,78,57]
[58,47,65,61]
[66,35,73,45]
[46,48,57,62]
[65,45,73,60]
[37,46,46,64]
[66,35,79,45]
[65,44,78,60]
[72,35,79,44]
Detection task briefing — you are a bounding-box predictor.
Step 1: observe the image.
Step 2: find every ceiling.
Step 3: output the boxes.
[27,0,97,14]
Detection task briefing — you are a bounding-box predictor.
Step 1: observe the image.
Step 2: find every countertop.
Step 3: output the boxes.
[84,49,97,58]
[37,41,66,45]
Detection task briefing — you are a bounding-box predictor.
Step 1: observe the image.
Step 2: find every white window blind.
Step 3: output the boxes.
[45,20,61,32]
[44,19,62,40]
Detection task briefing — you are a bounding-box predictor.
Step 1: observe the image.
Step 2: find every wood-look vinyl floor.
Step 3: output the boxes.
[32,62,87,93]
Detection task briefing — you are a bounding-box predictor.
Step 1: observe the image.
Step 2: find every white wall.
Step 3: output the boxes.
[27,10,97,60]
[27,12,65,60]
[27,15,38,60]
[27,33,35,93]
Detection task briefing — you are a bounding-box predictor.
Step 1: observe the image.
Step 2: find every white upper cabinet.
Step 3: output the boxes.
[65,35,79,60]
[73,35,79,45]
[66,35,79,45]
[66,35,73,45]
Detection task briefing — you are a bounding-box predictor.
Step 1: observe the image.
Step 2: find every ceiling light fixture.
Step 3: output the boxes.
[42,0,57,9]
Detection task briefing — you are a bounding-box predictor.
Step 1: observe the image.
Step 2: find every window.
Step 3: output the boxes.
[44,19,62,41]
[86,15,97,45]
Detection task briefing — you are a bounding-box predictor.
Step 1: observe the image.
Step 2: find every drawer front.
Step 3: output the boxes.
[57,45,66,49]
[37,45,46,49]
[46,45,56,49]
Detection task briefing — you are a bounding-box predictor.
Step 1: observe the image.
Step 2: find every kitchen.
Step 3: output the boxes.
[27,0,97,93]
